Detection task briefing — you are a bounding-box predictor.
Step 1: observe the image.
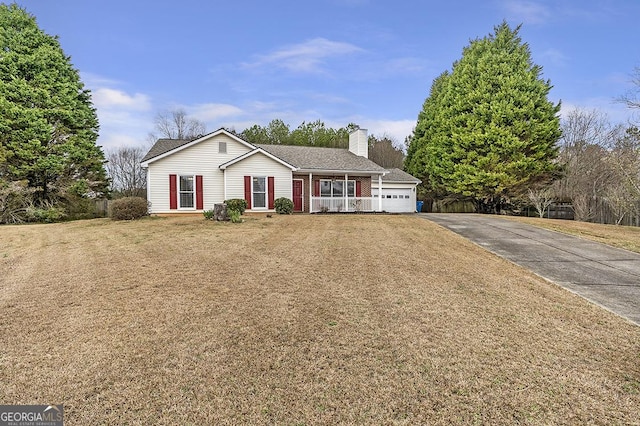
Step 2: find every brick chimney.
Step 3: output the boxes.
[348,128,368,158]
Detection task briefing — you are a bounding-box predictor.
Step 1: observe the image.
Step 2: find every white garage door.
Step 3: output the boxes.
[373,188,415,213]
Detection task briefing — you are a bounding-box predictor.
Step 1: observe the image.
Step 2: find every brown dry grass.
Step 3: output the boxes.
[503,216,640,254]
[1,215,639,425]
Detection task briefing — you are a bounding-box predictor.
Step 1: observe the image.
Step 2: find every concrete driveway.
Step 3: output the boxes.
[422,213,640,326]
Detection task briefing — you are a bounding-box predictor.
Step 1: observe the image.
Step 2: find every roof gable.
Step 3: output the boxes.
[219,148,297,170]
[141,128,254,165]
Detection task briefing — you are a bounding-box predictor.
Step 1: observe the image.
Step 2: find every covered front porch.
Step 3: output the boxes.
[293,172,384,213]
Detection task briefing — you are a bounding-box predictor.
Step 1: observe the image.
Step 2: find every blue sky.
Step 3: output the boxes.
[12,0,640,150]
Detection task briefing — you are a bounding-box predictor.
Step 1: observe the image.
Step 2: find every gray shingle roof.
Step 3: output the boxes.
[256,144,386,173]
[382,168,421,183]
[141,131,394,176]
[141,138,191,162]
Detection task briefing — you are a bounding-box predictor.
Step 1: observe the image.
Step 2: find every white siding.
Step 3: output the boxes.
[225,152,293,211]
[147,134,252,213]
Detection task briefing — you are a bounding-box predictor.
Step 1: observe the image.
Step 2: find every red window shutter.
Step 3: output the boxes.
[356,180,362,197]
[169,174,177,209]
[244,175,252,210]
[314,180,320,196]
[196,175,203,210]
[268,176,275,209]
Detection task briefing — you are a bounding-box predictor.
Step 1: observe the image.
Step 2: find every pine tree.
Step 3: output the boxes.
[405,22,561,211]
[0,4,108,208]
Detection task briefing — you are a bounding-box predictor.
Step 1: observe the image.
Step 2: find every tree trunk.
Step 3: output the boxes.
[214,203,228,221]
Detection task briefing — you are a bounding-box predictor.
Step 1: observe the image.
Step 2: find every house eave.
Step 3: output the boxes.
[295,168,387,175]
[379,180,422,184]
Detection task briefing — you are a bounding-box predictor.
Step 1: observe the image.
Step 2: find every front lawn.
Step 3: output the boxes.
[1,215,639,424]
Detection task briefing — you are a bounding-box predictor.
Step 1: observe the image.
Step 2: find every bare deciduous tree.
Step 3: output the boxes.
[149,109,207,141]
[618,67,640,112]
[106,146,147,198]
[605,126,640,224]
[555,109,617,222]
[554,108,640,225]
[528,187,554,218]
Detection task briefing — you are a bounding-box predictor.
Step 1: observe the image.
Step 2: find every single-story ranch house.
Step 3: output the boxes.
[141,128,421,214]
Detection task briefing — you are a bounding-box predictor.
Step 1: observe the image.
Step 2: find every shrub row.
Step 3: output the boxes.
[202,197,294,222]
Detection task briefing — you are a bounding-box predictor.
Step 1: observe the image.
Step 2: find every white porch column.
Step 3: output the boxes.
[309,172,313,213]
[223,169,227,201]
[344,173,348,212]
[378,174,383,212]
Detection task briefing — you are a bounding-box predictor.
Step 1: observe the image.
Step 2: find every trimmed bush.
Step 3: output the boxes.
[110,197,148,220]
[274,197,294,214]
[225,198,247,215]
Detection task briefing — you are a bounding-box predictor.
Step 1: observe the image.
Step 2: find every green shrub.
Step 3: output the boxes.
[274,197,293,214]
[26,205,66,223]
[224,198,247,215]
[229,209,242,223]
[0,180,32,224]
[110,197,148,220]
[203,209,215,220]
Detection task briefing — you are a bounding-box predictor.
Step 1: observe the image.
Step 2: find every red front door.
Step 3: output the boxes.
[293,179,303,212]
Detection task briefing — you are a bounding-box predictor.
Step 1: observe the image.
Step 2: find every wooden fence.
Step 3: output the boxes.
[94,199,112,217]
[582,198,640,227]
[420,198,640,227]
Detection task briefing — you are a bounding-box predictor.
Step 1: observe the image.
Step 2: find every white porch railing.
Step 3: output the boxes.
[311,197,375,213]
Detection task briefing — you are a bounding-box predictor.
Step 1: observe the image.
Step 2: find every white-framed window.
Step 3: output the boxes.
[320,179,355,197]
[253,176,266,208]
[347,181,355,197]
[179,175,195,208]
[219,141,227,154]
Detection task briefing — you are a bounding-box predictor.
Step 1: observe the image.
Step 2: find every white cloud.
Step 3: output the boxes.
[92,88,151,111]
[502,0,551,24]
[247,100,282,112]
[308,93,351,104]
[185,103,245,122]
[360,119,415,145]
[81,72,121,87]
[384,57,429,74]
[81,73,155,150]
[99,133,148,151]
[191,99,416,147]
[321,117,415,146]
[245,38,364,74]
[539,48,568,67]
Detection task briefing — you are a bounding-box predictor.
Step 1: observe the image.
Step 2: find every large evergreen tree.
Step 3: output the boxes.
[405,22,561,211]
[0,4,108,208]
